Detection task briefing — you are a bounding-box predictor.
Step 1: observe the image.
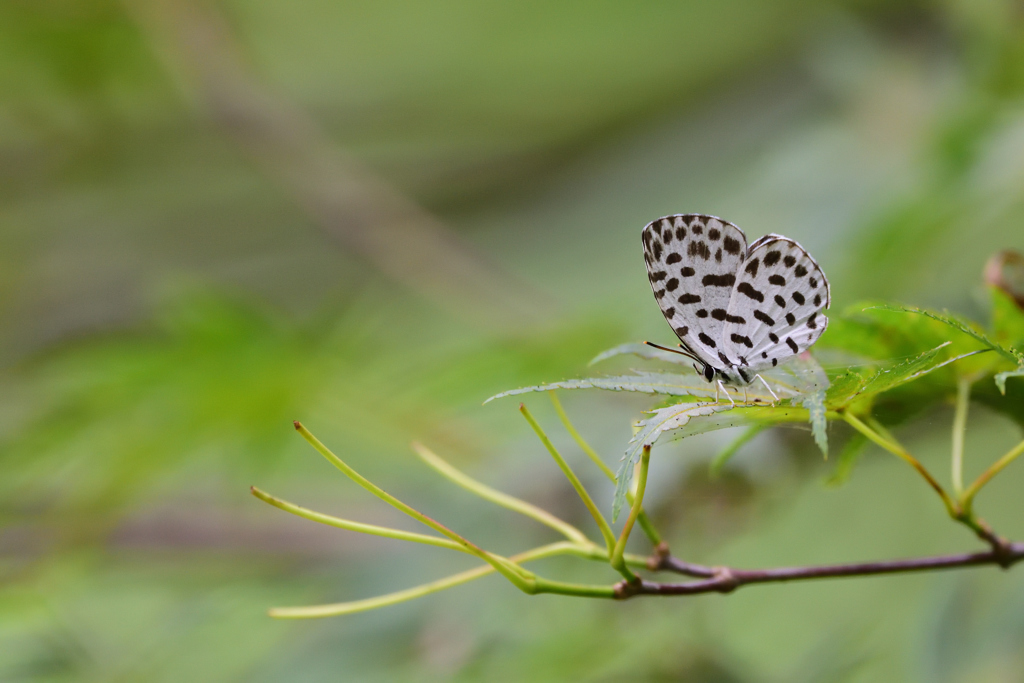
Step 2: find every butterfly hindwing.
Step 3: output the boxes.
[642,214,748,368]
[721,234,830,372]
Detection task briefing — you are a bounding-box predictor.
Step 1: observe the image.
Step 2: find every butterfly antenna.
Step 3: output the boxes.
[644,340,701,363]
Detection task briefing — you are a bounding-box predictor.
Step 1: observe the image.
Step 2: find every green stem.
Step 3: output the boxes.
[961,437,1024,513]
[842,412,957,517]
[549,392,615,480]
[549,392,662,547]
[269,541,583,619]
[293,421,534,591]
[611,445,650,581]
[519,405,618,554]
[951,378,972,497]
[411,441,589,544]
[250,486,464,552]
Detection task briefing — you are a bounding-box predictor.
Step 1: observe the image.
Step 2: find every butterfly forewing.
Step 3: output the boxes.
[642,215,748,367]
[721,235,830,371]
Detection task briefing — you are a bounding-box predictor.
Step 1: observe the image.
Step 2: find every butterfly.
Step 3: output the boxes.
[642,214,830,403]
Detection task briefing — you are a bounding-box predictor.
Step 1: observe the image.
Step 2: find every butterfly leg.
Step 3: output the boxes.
[716,379,735,407]
[755,374,780,406]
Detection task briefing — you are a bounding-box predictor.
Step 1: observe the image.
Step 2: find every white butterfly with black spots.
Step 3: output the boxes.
[642,214,830,403]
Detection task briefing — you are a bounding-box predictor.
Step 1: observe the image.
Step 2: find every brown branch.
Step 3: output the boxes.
[617,542,1024,599]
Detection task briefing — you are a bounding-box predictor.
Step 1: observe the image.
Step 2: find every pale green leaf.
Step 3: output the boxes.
[801,388,829,457]
[995,368,1024,395]
[483,372,714,404]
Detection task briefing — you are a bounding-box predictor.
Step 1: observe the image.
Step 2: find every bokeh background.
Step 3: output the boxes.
[3,1,1024,681]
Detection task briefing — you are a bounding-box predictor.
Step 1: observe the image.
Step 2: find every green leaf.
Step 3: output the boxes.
[825,433,869,487]
[611,403,813,520]
[995,368,1024,395]
[990,287,1024,347]
[613,402,732,520]
[854,342,951,398]
[866,304,1022,365]
[836,342,985,405]
[483,372,714,404]
[802,388,828,457]
[825,371,869,407]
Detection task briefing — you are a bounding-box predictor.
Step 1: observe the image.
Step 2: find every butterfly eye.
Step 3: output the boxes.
[703,365,715,382]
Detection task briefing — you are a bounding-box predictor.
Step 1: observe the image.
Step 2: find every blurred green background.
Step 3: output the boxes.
[3,1,1024,681]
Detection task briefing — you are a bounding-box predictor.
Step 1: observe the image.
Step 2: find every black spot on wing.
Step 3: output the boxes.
[768,332,779,343]
[785,312,796,325]
[696,309,708,318]
[711,308,727,320]
[663,307,675,318]
[724,237,742,255]
[677,293,701,304]
[653,242,663,260]
[807,313,817,329]
[783,255,796,268]
[681,266,695,277]
[663,230,673,245]
[675,226,686,240]
[691,223,703,235]
[650,271,666,282]
[794,265,807,277]
[744,258,759,276]
[674,326,688,337]
[753,310,775,326]
[772,358,778,367]
[785,337,798,353]
[688,241,710,260]
[809,277,818,288]
[774,294,786,307]
[666,278,679,291]
[764,250,781,266]
[792,292,805,305]
[709,228,721,240]
[666,253,682,265]
[813,293,821,306]
[768,274,786,286]
[726,313,745,323]
[698,332,716,348]
[714,248,722,263]
[736,282,764,302]
[702,273,736,287]
[730,333,753,348]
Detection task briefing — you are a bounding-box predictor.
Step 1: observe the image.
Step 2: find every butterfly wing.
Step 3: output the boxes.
[642,214,748,368]
[721,234,830,372]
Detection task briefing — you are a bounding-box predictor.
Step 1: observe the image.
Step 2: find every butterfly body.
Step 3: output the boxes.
[642,214,830,390]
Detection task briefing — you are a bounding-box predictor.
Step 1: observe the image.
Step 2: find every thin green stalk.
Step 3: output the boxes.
[961,437,1024,513]
[251,486,464,552]
[611,445,650,581]
[549,392,662,547]
[293,421,534,590]
[411,441,589,544]
[519,405,618,554]
[951,378,972,496]
[549,392,615,479]
[842,412,957,517]
[269,541,582,619]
